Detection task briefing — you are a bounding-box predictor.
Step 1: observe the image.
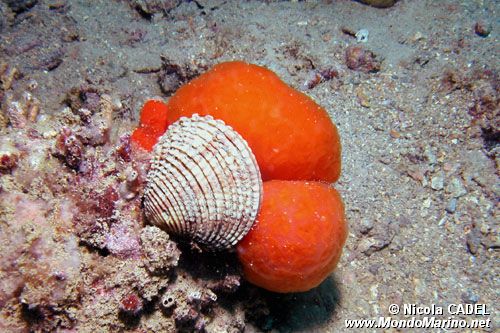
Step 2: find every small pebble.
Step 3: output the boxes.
[461,290,480,304]
[357,237,390,256]
[356,29,369,43]
[359,218,373,234]
[345,46,381,73]
[409,31,424,43]
[466,228,482,255]
[474,21,491,37]
[431,172,444,190]
[438,216,447,226]
[446,178,467,198]
[356,88,371,107]
[407,169,424,182]
[445,198,457,214]
[424,146,437,165]
[422,198,432,209]
[390,129,401,138]
[368,264,381,275]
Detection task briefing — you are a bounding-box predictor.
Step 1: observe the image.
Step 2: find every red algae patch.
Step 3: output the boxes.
[236,180,347,293]
[131,99,169,151]
[165,61,342,182]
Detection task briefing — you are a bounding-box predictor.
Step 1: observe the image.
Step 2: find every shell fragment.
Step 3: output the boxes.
[143,114,263,250]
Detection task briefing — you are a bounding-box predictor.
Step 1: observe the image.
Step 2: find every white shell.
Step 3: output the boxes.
[143,114,263,250]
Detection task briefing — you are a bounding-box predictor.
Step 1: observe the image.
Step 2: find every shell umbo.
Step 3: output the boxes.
[143,114,263,250]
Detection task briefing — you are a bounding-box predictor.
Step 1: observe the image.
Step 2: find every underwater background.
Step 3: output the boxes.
[0,0,497,332]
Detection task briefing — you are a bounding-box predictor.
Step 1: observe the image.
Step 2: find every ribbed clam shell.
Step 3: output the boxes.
[143,114,263,250]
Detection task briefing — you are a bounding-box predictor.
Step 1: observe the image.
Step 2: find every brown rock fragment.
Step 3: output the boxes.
[474,21,491,37]
[140,226,181,274]
[357,0,397,8]
[345,46,381,73]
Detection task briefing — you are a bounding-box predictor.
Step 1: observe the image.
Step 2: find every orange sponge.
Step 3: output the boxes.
[130,64,348,293]
[166,61,341,182]
[236,180,347,293]
[131,99,170,151]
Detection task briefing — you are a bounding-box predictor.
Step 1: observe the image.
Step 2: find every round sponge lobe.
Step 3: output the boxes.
[131,99,170,151]
[166,61,341,182]
[237,180,347,293]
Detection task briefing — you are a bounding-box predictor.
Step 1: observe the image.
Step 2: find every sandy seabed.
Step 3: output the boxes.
[0,0,498,332]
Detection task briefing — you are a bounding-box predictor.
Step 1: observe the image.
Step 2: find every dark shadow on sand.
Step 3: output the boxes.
[175,244,341,332]
[175,242,241,280]
[254,276,342,332]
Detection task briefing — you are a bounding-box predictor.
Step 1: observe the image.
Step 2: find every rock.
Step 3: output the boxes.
[129,0,181,18]
[359,218,374,234]
[446,178,467,198]
[207,274,241,294]
[357,0,398,8]
[4,0,38,14]
[140,226,181,274]
[445,198,457,214]
[357,237,391,256]
[424,146,437,165]
[356,29,369,43]
[461,290,480,304]
[345,46,381,73]
[157,58,200,96]
[466,227,482,255]
[474,21,491,37]
[0,139,19,173]
[431,172,444,190]
[0,2,14,31]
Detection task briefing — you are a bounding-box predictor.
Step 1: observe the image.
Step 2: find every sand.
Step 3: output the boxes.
[0,0,497,332]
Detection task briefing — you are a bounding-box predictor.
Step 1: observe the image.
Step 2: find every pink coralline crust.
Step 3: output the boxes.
[0,275,23,308]
[53,127,84,170]
[63,121,150,261]
[106,222,142,259]
[70,169,145,259]
[72,186,119,234]
[57,199,78,230]
[0,318,27,333]
[8,191,49,225]
[0,192,82,313]
[95,186,120,218]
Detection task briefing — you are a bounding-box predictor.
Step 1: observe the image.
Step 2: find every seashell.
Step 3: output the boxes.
[143,114,263,250]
